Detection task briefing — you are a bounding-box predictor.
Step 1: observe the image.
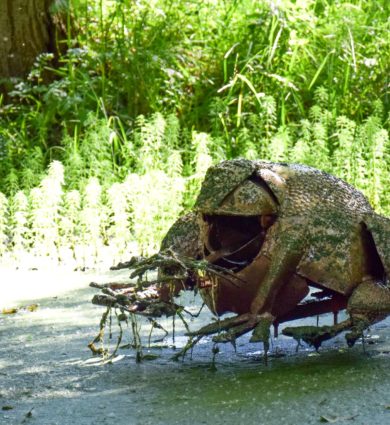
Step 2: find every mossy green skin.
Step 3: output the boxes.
[161,159,390,349]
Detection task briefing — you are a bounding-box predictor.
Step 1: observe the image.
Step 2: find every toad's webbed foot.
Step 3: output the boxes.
[283,325,337,350]
[249,315,273,353]
[185,313,251,338]
[282,319,352,349]
[345,316,371,347]
[212,321,256,343]
[187,313,273,350]
[250,315,273,341]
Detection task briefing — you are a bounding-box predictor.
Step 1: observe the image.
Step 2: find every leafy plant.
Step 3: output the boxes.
[0,193,8,257]
[29,161,64,261]
[9,191,29,260]
[78,177,105,267]
[0,0,389,267]
[59,189,82,265]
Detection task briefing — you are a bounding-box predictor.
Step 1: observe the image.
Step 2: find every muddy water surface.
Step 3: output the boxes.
[1,269,390,425]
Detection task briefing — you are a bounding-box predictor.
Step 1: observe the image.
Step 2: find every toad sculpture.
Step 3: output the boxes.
[159,159,390,349]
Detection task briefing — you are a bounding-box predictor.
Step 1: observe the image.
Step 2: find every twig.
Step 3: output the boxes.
[106,309,124,360]
[90,250,252,362]
[88,306,111,356]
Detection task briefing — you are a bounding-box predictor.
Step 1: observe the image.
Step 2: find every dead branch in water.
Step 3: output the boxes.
[89,250,247,361]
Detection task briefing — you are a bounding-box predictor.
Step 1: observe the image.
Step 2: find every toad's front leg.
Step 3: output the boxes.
[206,225,306,345]
[248,227,305,343]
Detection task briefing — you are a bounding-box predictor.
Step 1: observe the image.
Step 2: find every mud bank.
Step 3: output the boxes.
[1,269,390,425]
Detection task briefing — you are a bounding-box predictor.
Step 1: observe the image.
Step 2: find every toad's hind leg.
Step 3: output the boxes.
[283,280,390,349]
[345,280,390,346]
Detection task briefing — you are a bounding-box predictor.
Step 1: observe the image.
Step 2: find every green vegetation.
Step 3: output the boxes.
[0,0,388,267]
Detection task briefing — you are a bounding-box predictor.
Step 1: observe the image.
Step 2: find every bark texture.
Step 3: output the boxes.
[0,0,59,79]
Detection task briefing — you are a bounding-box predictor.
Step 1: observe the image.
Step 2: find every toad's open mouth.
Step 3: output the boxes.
[202,214,275,272]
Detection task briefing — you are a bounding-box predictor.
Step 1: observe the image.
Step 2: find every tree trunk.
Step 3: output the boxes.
[0,0,63,80]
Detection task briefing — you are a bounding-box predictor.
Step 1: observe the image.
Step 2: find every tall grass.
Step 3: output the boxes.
[1,0,388,187]
[0,0,388,267]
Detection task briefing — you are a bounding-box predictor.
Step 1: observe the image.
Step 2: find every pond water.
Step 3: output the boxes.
[1,269,390,425]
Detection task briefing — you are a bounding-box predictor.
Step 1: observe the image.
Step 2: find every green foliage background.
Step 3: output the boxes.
[0,0,388,267]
